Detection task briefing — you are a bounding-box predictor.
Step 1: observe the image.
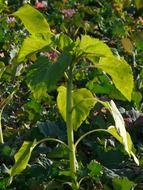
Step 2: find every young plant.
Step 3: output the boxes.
[4,4,138,189]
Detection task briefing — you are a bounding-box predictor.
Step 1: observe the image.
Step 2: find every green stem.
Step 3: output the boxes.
[0,87,17,144]
[75,129,106,149]
[35,137,69,150]
[66,65,79,189]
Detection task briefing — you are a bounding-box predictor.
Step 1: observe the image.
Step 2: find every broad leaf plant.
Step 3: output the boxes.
[1,4,139,190]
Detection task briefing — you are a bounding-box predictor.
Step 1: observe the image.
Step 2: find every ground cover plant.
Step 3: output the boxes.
[1,0,143,189]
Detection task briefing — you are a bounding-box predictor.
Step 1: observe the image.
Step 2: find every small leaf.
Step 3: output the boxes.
[17,34,52,62]
[79,35,113,57]
[87,160,103,178]
[54,33,73,51]
[97,57,134,101]
[121,38,133,54]
[13,4,51,34]
[57,86,96,131]
[10,140,36,176]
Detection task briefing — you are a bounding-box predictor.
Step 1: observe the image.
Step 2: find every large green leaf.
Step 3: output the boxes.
[13,4,51,34]
[27,52,72,100]
[57,86,96,131]
[97,57,133,101]
[78,35,113,57]
[10,140,36,177]
[17,34,52,62]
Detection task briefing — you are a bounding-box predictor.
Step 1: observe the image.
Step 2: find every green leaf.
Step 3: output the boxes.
[27,52,72,100]
[112,177,135,190]
[121,38,133,54]
[87,160,103,179]
[54,33,73,51]
[135,0,143,9]
[57,86,66,121]
[10,140,36,177]
[132,91,142,108]
[107,126,122,143]
[86,73,127,101]
[0,1,7,13]
[97,57,134,101]
[133,32,143,50]
[26,57,50,100]
[78,35,113,57]
[0,177,13,189]
[13,4,51,34]
[71,88,96,130]
[108,100,139,166]
[57,86,96,131]
[108,100,129,154]
[17,34,52,62]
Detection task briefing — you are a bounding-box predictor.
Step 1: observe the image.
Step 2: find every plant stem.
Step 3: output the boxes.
[75,129,106,149]
[36,137,69,150]
[66,65,79,189]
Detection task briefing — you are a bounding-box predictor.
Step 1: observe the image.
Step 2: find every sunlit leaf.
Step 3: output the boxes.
[13,4,51,34]
[71,88,96,130]
[79,35,113,57]
[97,57,133,101]
[57,86,66,121]
[10,140,36,176]
[57,86,96,131]
[17,34,52,62]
